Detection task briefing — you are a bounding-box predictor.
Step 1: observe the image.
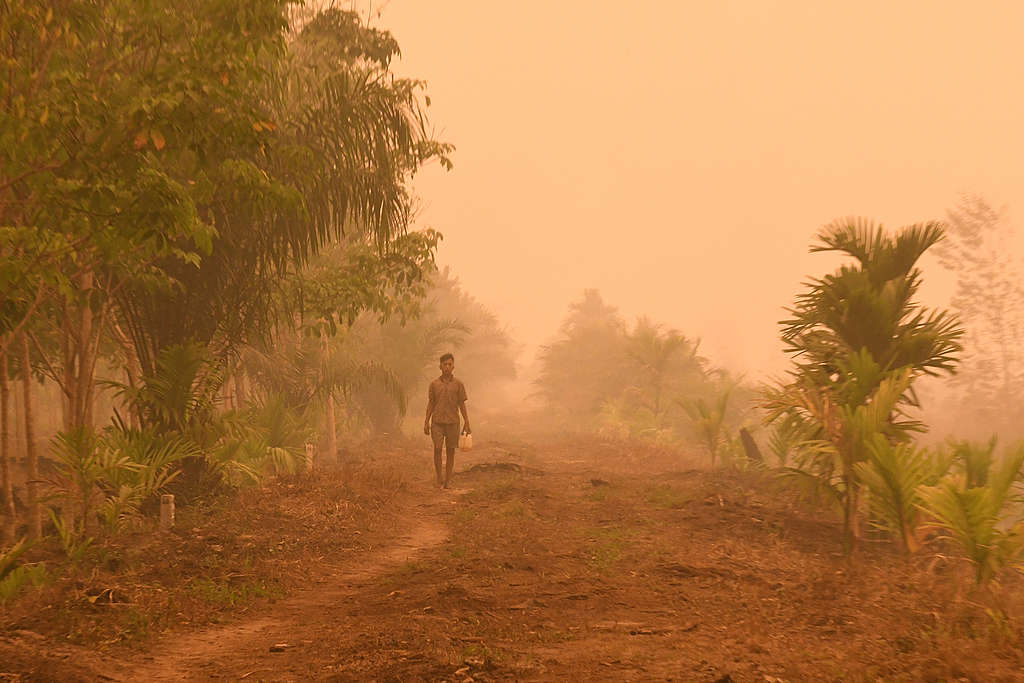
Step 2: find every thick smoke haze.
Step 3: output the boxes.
[377,1,1024,381]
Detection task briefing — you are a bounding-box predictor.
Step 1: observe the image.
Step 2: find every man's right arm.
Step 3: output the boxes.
[423,383,434,434]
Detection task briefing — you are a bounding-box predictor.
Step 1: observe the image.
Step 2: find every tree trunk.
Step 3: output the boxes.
[322,331,337,464]
[327,391,338,464]
[233,370,246,410]
[73,269,96,430]
[738,427,764,464]
[111,319,142,428]
[20,333,41,540]
[1,347,16,541]
[60,299,75,432]
[842,473,860,555]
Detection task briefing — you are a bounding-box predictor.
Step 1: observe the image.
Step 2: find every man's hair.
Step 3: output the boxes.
[440,352,454,363]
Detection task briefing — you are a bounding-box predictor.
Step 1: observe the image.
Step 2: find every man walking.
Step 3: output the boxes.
[424,353,471,488]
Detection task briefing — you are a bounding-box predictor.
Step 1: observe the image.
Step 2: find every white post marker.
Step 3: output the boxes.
[160,494,175,529]
[304,442,315,471]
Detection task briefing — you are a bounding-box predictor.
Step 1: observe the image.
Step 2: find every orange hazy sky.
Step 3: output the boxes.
[373,1,1024,378]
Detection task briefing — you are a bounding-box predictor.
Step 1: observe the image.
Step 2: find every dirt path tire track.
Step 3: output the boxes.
[115,495,452,681]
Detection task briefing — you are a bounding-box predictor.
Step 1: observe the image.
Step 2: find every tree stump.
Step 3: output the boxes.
[739,428,764,464]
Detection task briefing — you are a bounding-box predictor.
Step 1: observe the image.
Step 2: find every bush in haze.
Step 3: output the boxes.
[535,290,756,456]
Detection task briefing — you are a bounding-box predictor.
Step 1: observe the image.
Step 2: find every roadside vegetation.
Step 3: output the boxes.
[532,218,1024,607]
[0,1,516,610]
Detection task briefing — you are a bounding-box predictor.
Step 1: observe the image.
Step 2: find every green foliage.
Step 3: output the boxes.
[4,0,453,510]
[645,485,692,509]
[0,537,33,582]
[854,436,950,553]
[48,510,93,565]
[0,538,48,605]
[0,563,49,606]
[187,577,275,607]
[766,414,816,468]
[115,5,452,369]
[763,218,963,552]
[682,386,733,466]
[949,437,998,488]
[918,444,1024,584]
[286,231,442,338]
[109,343,226,441]
[48,423,192,534]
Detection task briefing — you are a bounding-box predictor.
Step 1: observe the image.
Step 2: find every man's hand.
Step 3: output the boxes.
[463,424,471,435]
[423,422,431,435]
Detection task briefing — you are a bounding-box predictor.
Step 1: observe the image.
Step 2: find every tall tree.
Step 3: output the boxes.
[0,350,13,541]
[2,0,261,431]
[535,290,630,426]
[624,317,704,416]
[933,195,1024,438]
[18,334,40,539]
[114,7,451,375]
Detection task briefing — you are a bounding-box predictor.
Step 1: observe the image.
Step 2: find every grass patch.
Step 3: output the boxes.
[463,477,533,504]
[398,561,427,576]
[586,526,630,571]
[501,502,527,518]
[453,508,476,524]
[187,577,276,607]
[645,484,692,509]
[462,642,505,663]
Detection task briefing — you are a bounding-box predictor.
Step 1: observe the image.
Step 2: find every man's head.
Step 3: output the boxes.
[439,352,455,377]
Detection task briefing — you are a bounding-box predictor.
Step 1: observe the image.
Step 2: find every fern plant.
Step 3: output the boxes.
[854,435,950,553]
[918,444,1024,584]
[948,437,998,488]
[0,538,47,605]
[681,385,732,466]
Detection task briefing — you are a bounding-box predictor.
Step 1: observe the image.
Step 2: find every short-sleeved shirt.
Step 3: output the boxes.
[427,375,467,424]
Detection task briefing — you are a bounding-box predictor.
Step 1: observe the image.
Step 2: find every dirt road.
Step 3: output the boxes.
[119,506,450,681]
[4,437,1023,681]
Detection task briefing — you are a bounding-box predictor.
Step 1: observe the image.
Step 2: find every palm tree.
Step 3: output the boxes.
[625,318,702,416]
[764,218,963,553]
[681,385,732,467]
[114,7,451,377]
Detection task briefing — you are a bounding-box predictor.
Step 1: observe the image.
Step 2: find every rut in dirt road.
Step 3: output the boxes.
[116,492,453,682]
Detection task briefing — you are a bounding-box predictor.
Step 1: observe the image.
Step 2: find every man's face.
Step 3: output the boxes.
[440,358,455,376]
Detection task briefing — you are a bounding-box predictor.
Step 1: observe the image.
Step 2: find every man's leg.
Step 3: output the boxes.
[444,446,456,488]
[442,422,458,488]
[430,424,445,486]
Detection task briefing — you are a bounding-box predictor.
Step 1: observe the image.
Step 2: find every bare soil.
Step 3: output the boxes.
[2,435,1023,682]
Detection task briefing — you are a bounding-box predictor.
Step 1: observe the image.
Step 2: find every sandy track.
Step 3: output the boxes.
[116,497,451,681]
